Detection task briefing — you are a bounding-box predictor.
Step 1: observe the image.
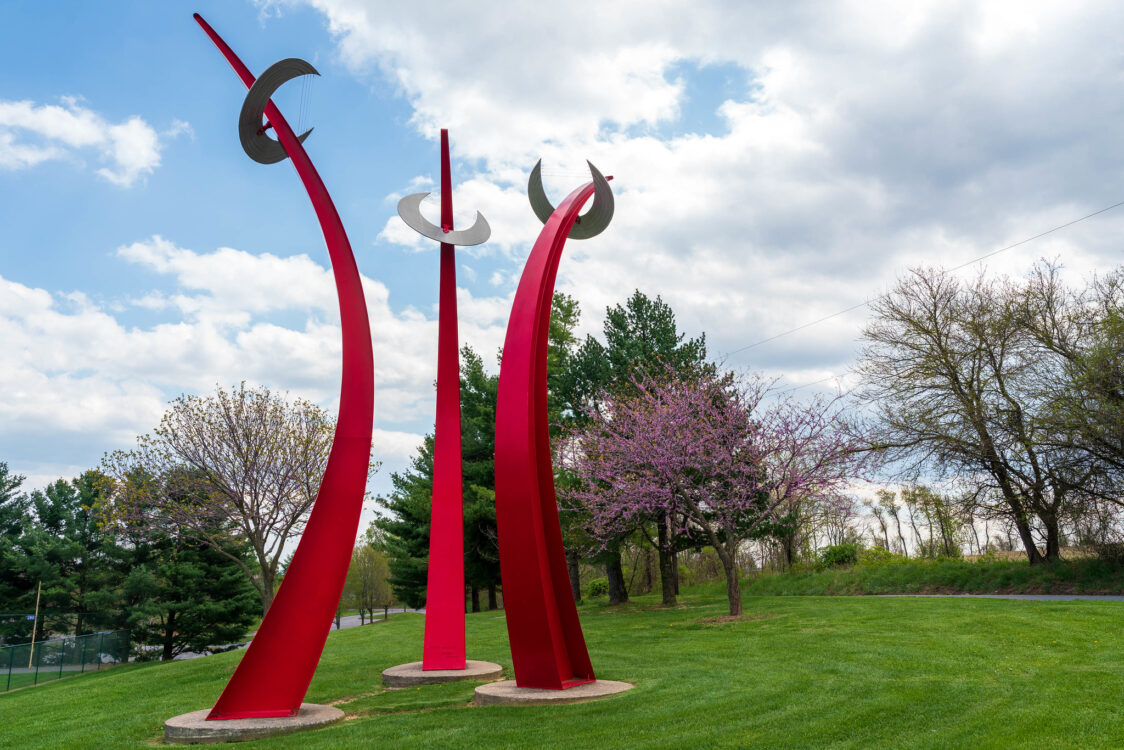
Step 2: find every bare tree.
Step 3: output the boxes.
[1023,263,1124,500]
[103,383,335,613]
[858,267,1085,563]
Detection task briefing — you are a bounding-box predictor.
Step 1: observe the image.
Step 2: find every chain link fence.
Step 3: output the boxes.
[2,630,129,691]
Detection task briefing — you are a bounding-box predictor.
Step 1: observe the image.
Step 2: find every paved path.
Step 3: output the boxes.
[875,594,1124,601]
[166,608,425,661]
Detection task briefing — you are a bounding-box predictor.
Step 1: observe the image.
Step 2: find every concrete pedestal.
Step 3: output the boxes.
[382,659,504,687]
[164,703,344,744]
[474,679,633,706]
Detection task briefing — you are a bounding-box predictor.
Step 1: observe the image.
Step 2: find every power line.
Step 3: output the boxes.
[724,198,1124,359]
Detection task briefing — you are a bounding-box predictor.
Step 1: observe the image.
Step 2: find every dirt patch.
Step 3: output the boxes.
[697,613,778,625]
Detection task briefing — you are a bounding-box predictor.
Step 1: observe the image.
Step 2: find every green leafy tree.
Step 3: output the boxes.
[19,471,119,637]
[103,384,337,614]
[122,537,258,661]
[376,294,580,611]
[561,290,709,603]
[344,544,393,623]
[460,346,502,609]
[0,463,30,643]
[375,438,434,609]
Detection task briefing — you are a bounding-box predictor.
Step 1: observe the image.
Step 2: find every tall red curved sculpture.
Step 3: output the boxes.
[396,130,490,669]
[494,162,613,689]
[193,14,374,720]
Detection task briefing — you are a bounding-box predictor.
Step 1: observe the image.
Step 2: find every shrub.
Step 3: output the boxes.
[586,578,609,597]
[857,546,906,567]
[818,543,860,569]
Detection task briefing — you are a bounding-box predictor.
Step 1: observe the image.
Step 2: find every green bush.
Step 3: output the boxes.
[586,578,609,597]
[818,543,861,569]
[857,546,907,567]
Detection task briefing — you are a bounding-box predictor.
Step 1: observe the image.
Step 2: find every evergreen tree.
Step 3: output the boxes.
[19,471,119,637]
[560,290,708,603]
[376,294,581,610]
[0,463,30,643]
[122,537,258,661]
[375,438,435,609]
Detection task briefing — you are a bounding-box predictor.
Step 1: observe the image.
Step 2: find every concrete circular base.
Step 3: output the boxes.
[382,660,504,687]
[164,703,344,744]
[474,679,633,706]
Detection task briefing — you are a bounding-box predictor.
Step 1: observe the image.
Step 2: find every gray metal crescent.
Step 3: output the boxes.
[396,192,491,246]
[527,159,614,240]
[239,57,318,165]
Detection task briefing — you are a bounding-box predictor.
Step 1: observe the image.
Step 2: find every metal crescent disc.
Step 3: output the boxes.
[527,159,555,226]
[569,161,614,240]
[239,57,319,164]
[526,159,614,240]
[397,192,491,246]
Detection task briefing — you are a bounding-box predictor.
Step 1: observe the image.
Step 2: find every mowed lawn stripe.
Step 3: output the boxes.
[1,590,1122,748]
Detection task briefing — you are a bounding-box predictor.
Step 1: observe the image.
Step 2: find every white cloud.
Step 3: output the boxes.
[1,236,513,489]
[276,0,1124,386]
[0,97,180,186]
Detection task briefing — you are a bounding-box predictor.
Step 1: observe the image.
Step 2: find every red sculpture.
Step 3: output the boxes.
[396,131,490,670]
[194,14,375,720]
[494,162,614,689]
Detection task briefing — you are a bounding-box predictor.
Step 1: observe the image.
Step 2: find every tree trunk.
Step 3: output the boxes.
[162,611,176,662]
[470,586,481,613]
[566,548,582,604]
[720,550,742,616]
[1012,513,1044,564]
[781,532,798,569]
[671,550,680,594]
[892,514,908,557]
[906,504,922,556]
[257,571,275,616]
[640,547,654,594]
[488,584,498,610]
[656,517,677,606]
[384,605,389,620]
[605,549,629,605]
[1042,510,1061,562]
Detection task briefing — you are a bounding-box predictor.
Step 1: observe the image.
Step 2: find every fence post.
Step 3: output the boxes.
[79,633,88,673]
[58,637,65,680]
[33,635,41,685]
[97,632,105,672]
[5,644,12,691]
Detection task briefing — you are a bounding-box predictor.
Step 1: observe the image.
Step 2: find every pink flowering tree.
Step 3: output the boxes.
[561,369,870,616]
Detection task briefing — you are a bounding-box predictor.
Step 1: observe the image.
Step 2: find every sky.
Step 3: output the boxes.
[3,1,1124,526]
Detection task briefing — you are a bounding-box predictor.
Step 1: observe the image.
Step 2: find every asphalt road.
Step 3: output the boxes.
[875,594,1124,601]
[157,608,424,661]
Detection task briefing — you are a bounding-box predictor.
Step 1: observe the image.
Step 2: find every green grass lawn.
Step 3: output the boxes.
[2,587,1123,748]
[741,557,1124,596]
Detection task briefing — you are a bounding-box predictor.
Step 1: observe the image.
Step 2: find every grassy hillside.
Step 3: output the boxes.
[741,557,1124,596]
[2,587,1123,748]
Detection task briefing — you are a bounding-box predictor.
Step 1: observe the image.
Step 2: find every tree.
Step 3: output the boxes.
[459,346,502,609]
[559,290,709,604]
[1022,263,1124,499]
[343,544,393,624]
[566,371,767,615]
[103,383,335,613]
[0,463,30,642]
[858,267,1093,563]
[376,294,579,612]
[762,391,872,568]
[19,472,119,637]
[375,439,434,609]
[122,537,258,661]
